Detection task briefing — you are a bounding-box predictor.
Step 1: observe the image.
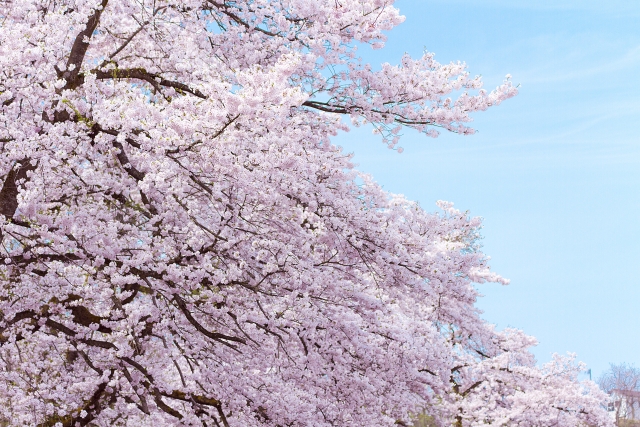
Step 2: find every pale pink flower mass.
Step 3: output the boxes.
[0,1,611,426]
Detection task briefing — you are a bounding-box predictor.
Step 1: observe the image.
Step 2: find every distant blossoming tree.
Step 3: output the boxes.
[0,1,611,426]
[598,364,640,425]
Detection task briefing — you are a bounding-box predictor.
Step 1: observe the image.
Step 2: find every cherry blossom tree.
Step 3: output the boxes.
[433,327,612,427]
[0,1,610,426]
[598,364,640,425]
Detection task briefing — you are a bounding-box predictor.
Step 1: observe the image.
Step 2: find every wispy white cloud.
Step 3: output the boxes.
[421,0,640,16]
[518,44,640,85]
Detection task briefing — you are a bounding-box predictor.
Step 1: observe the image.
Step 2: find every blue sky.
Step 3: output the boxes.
[335,0,640,379]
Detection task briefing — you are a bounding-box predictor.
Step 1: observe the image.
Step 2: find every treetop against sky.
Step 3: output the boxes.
[0,1,621,426]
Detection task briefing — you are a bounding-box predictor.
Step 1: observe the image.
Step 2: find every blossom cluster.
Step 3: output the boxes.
[0,1,608,426]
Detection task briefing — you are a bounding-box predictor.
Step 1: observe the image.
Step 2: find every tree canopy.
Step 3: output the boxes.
[0,1,611,426]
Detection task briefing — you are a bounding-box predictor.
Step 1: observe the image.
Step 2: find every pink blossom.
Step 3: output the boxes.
[0,1,608,426]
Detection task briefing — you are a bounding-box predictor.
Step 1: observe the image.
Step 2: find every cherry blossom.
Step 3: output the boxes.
[0,1,609,426]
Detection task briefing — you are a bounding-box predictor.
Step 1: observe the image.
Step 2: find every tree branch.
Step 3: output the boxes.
[92,68,207,99]
[173,294,246,348]
[62,0,110,89]
[0,158,37,219]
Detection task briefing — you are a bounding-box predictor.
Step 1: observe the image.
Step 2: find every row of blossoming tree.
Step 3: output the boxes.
[0,1,612,426]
